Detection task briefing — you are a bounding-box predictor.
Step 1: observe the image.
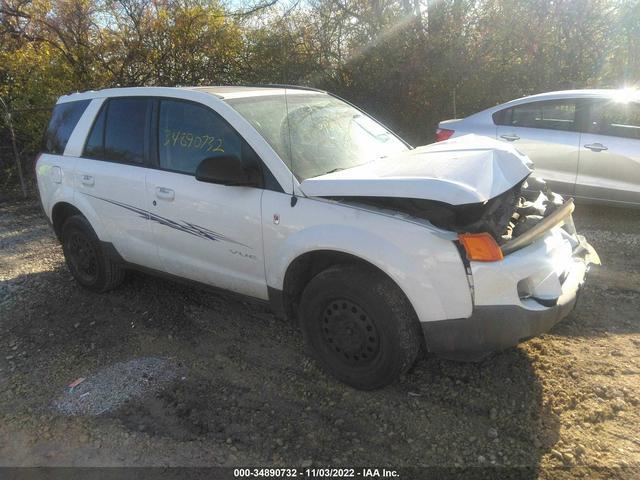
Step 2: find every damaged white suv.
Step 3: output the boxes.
[36,86,599,389]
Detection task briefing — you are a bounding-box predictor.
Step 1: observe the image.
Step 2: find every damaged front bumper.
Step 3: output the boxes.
[422,210,600,361]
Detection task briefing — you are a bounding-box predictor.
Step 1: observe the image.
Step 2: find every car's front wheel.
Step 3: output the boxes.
[61,215,125,292]
[298,264,422,390]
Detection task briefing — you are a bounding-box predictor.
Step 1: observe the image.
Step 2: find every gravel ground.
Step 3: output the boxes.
[0,197,638,477]
[53,357,181,416]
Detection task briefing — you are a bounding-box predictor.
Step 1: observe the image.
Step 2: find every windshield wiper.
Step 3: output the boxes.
[324,167,345,175]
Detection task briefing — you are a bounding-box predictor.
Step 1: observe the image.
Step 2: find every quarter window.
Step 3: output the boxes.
[43,100,90,154]
[494,100,577,132]
[158,99,243,175]
[588,100,640,139]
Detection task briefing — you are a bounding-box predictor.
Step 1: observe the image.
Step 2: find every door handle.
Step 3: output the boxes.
[584,143,608,152]
[155,187,175,201]
[81,174,94,186]
[500,134,520,142]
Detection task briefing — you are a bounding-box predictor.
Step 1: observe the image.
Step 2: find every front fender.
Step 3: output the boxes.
[263,194,472,323]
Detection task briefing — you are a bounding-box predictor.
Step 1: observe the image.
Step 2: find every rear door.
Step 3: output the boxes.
[74,97,161,269]
[494,99,582,196]
[144,98,267,299]
[576,98,640,205]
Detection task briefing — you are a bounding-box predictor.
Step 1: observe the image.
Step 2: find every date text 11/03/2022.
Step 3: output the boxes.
[233,468,400,478]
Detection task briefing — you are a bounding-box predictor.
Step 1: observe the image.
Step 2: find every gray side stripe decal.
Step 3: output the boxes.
[82,193,250,248]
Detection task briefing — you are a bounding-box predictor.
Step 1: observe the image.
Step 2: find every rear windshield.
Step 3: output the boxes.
[42,99,90,154]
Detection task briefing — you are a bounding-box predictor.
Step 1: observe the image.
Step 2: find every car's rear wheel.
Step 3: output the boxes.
[298,264,421,390]
[61,215,125,292]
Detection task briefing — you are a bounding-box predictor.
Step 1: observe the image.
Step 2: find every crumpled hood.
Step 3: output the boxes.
[299,134,533,205]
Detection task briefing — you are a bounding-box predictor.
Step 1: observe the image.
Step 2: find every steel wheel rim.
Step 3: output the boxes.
[67,231,98,282]
[321,298,380,366]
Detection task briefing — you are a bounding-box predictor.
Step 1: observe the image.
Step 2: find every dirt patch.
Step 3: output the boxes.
[0,197,638,477]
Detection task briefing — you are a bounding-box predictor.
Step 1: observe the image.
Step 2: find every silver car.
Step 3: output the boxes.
[437,89,640,206]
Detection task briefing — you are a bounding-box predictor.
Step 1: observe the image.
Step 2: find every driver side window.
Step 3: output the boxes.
[158,99,243,175]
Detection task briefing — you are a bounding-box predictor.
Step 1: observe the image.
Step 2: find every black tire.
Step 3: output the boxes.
[61,215,125,292]
[298,264,422,390]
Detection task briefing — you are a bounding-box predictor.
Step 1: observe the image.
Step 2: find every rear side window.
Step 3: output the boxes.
[158,99,243,175]
[83,97,150,163]
[43,100,90,154]
[493,100,577,132]
[588,100,640,139]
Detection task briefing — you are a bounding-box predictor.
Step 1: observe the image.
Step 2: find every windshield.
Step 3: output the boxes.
[225,92,409,181]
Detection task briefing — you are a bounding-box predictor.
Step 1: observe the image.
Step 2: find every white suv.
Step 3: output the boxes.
[36,86,599,389]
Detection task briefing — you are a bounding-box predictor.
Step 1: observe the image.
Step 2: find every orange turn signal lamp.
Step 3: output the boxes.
[458,233,504,262]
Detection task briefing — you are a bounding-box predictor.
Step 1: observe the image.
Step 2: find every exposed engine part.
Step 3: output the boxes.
[503,176,566,243]
[332,175,566,244]
[511,215,543,238]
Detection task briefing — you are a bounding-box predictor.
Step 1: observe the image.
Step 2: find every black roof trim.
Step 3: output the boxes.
[237,83,328,94]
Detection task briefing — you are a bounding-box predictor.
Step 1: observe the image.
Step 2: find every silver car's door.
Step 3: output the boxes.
[576,99,640,205]
[494,99,581,196]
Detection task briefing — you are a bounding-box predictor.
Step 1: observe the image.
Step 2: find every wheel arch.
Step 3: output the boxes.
[51,202,84,240]
[51,196,110,244]
[277,249,420,326]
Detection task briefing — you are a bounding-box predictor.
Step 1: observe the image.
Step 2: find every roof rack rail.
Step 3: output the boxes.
[238,83,327,94]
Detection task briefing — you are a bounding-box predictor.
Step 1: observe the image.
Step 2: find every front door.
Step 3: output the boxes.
[145,98,267,299]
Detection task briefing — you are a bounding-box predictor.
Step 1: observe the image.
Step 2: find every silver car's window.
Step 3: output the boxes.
[589,100,640,140]
[226,93,408,181]
[494,100,578,132]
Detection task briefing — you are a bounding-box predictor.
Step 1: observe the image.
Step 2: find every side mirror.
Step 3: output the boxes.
[195,155,255,186]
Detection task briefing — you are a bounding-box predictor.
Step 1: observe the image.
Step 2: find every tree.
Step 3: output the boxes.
[1,0,638,189]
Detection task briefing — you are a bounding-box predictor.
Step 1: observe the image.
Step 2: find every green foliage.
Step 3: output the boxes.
[1,0,638,185]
